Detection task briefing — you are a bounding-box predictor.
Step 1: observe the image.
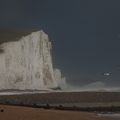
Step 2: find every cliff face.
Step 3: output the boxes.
[0,30,60,90]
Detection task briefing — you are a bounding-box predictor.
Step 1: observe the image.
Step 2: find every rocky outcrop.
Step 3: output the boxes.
[0,30,65,90]
[54,69,66,89]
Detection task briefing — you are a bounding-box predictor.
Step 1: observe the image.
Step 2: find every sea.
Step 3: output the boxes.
[98,113,120,120]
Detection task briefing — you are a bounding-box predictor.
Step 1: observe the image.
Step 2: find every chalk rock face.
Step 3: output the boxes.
[54,69,66,89]
[0,30,58,90]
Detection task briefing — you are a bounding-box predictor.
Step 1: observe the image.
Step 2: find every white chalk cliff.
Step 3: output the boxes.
[0,30,65,90]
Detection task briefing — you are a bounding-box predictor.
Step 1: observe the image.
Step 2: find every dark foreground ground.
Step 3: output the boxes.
[0,92,120,112]
[0,104,107,120]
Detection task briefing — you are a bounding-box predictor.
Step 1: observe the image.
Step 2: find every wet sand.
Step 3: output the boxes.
[0,105,107,120]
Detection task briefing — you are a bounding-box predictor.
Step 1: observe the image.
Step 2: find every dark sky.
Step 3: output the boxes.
[0,0,120,87]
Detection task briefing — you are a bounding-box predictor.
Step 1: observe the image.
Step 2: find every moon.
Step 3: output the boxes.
[103,72,111,76]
